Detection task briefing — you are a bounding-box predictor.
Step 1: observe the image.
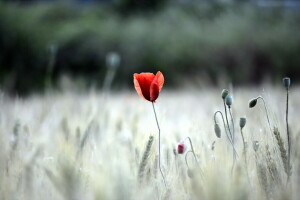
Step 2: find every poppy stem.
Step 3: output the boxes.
[184,137,199,165]
[240,127,250,184]
[256,96,279,159]
[228,106,236,174]
[151,102,167,188]
[257,96,272,134]
[185,150,193,169]
[223,100,236,171]
[286,88,291,183]
[214,111,238,156]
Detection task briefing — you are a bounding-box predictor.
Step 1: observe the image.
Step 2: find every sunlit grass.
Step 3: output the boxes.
[0,86,299,200]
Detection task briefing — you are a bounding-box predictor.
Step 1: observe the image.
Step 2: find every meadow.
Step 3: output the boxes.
[0,83,299,200]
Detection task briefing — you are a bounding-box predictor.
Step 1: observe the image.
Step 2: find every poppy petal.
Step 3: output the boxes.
[133,74,146,101]
[155,71,164,92]
[150,77,159,102]
[133,73,155,101]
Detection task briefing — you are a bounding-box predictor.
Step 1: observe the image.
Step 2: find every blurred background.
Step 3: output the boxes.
[0,0,300,95]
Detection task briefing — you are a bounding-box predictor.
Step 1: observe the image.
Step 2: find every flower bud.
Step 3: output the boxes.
[221,89,229,100]
[253,141,259,152]
[249,98,257,108]
[239,117,246,129]
[282,77,291,89]
[225,95,233,107]
[214,123,221,138]
[177,142,186,154]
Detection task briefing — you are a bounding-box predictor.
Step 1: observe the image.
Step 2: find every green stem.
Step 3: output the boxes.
[152,102,167,188]
[257,96,272,134]
[184,137,199,165]
[228,107,236,173]
[240,128,250,183]
[286,89,291,182]
[214,111,238,156]
[223,100,235,164]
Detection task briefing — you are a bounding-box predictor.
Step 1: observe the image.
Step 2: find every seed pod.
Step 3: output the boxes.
[249,98,257,108]
[214,123,221,138]
[239,117,246,129]
[225,95,233,107]
[221,89,229,99]
[282,77,291,89]
[106,52,121,69]
[187,169,194,178]
[253,141,259,152]
[177,142,186,154]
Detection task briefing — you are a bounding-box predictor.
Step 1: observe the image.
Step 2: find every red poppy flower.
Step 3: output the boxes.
[133,71,164,102]
[177,142,186,154]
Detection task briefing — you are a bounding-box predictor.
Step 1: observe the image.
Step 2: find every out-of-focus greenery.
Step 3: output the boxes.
[0,1,300,94]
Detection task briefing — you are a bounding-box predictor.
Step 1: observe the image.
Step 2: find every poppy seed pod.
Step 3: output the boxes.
[106,52,121,69]
[177,142,186,154]
[48,43,58,55]
[282,77,291,89]
[225,95,233,107]
[239,117,246,129]
[187,169,194,178]
[253,141,259,152]
[249,98,257,108]
[214,123,221,138]
[221,89,229,100]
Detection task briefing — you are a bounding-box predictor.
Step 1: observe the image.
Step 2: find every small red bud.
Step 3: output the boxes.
[177,142,185,154]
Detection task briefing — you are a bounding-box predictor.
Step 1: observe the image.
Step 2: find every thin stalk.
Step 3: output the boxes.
[185,150,193,169]
[103,68,117,98]
[223,100,236,167]
[184,137,199,165]
[152,102,167,188]
[256,96,278,160]
[228,107,235,153]
[214,111,238,156]
[184,150,204,178]
[223,100,233,140]
[240,128,250,183]
[228,107,236,173]
[286,88,291,182]
[240,128,247,158]
[257,96,272,133]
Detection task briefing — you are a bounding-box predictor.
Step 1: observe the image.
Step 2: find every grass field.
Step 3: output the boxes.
[0,86,299,200]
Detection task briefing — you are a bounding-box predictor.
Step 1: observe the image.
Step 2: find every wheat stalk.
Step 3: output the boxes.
[274,128,291,178]
[138,136,154,183]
